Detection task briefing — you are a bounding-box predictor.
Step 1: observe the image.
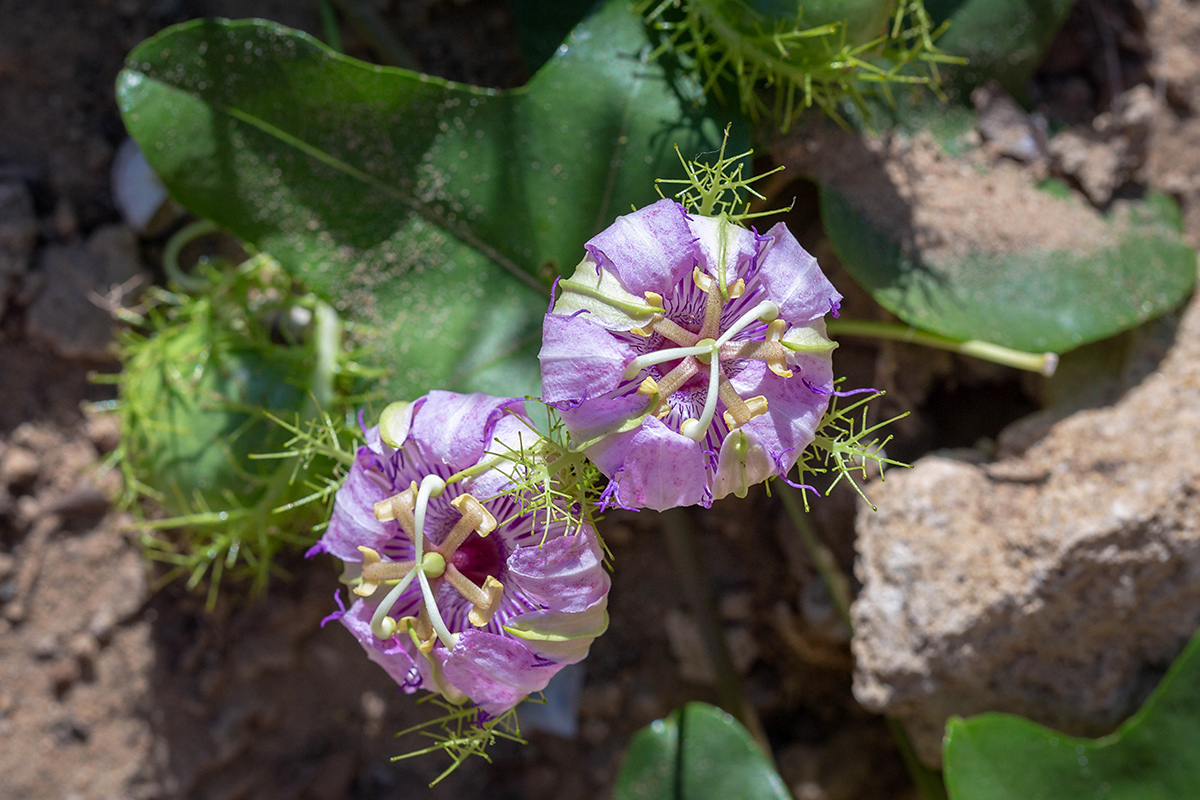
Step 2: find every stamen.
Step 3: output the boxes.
[718,376,754,427]
[356,546,415,597]
[719,378,768,429]
[372,482,417,529]
[405,610,437,654]
[729,319,794,376]
[443,564,491,607]
[437,493,497,558]
[692,264,714,293]
[467,576,506,628]
[650,316,701,346]
[449,494,497,537]
[654,358,700,398]
[637,376,660,397]
[700,274,724,337]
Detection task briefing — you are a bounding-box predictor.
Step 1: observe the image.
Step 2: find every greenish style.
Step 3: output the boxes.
[820,180,1197,354]
[614,702,791,800]
[116,0,735,400]
[944,627,1200,800]
[925,0,1075,98]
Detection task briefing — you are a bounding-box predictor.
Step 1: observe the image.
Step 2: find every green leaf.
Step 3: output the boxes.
[117,1,735,399]
[944,627,1200,800]
[614,702,791,800]
[819,155,1197,354]
[925,0,1075,98]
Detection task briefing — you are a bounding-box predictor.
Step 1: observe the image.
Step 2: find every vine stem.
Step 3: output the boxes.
[777,484,852,631]
[827,318,1059,376]
[661,508,774,763]
[777,483,948,800]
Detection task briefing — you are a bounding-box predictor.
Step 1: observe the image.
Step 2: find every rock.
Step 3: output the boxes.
[84,413,122,454]
[0,446,39,487]
[1047,85,1163,206]
[851,291,1200,767]
[0,181,36,319]
[25,224,146,360]
[1047,128,1125,205]
[972,81,1047,163]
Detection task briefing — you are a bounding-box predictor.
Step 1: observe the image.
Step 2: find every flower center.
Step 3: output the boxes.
[451,532,505,589]
[624,266,782,442]
[356,474,505,653]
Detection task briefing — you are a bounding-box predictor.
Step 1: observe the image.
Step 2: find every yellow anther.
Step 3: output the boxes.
[722,395,769,430]
[692,265,714,293]
[644,290,664,310]
[373,481,417,523]
[402,614,437,653]
[468,576,506,628]
[637,376,660,397]
[768,363,793,378]
[765,319,793,377]
[450,493,497,537]
[354,546,382,596]
[727,278,745,298]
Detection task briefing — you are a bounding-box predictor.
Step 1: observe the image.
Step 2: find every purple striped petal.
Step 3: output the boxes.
[584,199,697,296]
[756,222,842,324]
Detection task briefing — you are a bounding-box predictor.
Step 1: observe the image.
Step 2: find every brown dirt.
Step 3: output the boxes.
[779,124,1120,260]
[2,1,1199,799]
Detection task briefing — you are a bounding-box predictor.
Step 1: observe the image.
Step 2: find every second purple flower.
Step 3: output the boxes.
[539,199,841,511]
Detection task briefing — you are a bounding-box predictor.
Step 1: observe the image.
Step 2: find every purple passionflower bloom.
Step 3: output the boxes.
[539,199,840,510]
[319,391,610,717]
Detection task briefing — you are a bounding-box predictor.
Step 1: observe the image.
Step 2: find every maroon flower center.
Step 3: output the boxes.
[451,532,505,589]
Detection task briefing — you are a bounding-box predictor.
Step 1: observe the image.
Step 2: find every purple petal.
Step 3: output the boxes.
[319,447,392,562]
[339,598,421,692]
[539,313,636,407]
[441,629,563,716]
[756,223,842,324]
[410,391,527,470]
[688,214,760,282]
[712,427,778,501]
[504,603,609,664]
[506,526,610,613]
[726,356,833,481]
[584,199,697,296]
[585,416,708,511]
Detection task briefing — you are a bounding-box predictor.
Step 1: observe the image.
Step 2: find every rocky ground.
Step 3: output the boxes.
[1,0,1197,799]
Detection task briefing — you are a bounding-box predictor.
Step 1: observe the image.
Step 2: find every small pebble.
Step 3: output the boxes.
[50,658,81,697]
[0,446,39,487]
[88,606,118,643]
[33,632,60,660]
[84,414,121,454]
